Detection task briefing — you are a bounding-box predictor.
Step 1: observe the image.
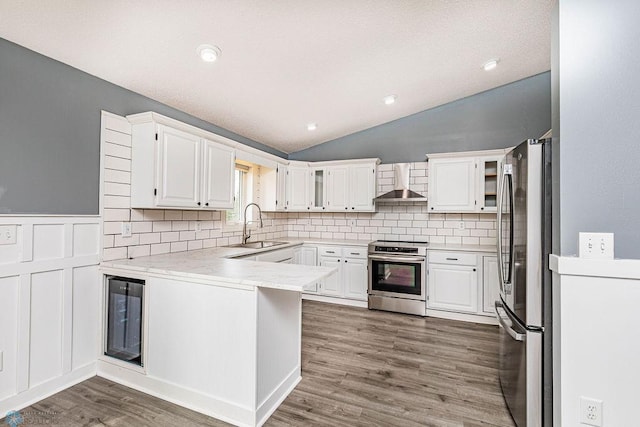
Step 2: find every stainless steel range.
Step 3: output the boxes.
[368,240,427,316]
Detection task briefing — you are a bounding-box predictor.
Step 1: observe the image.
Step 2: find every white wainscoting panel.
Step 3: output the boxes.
[0,216,100,415]
[29,270,64,388]
[0,276,19,400]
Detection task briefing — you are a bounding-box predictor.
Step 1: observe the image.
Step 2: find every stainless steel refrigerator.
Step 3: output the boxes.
[496,138,553,427]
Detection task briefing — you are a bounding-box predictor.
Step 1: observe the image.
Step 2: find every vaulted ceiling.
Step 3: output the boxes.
[0,1,551,153]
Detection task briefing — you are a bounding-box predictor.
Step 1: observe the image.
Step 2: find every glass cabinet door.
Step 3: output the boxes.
[313,169,325,209]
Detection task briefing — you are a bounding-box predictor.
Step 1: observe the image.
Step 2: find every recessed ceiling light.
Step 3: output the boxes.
[383,95,397,105]
[197,44,222,62]
[483,59,499,71]
[307,123,317,131]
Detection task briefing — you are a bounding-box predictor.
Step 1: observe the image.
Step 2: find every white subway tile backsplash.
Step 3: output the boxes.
[131,221,152,233]
[128,245,150,258]
[104,208,130,222]
[170,241,188,252]
[139,232,161,245]
[161,231,179,243]
[164,211,183,221]
[150,243,171,255]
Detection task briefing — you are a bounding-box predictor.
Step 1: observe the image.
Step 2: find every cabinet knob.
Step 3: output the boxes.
[322,207,325,210]
[352,207,355,210]
[481,207,484,210]
[307,207,310,210]
[345,207,348,210]
[430,207,434,210]
[473,268,477,272]
[205,202,209,207]
[197,202,201,206]
[344,260,348,263]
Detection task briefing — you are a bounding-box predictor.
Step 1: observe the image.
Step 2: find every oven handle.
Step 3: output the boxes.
[368,255,426,263]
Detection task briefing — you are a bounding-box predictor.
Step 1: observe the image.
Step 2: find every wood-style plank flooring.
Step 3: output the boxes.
[7,301,514,426]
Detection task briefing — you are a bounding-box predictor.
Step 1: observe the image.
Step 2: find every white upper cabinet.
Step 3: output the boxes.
[326,166,349,211]
[286,164,311,211]
[349,164,376,211]
[428,158,476,212]
[156,125,201,208]
[128,112,236,210]
[311,167,327,211]
[202,140,235,209]
[427,149,508,213]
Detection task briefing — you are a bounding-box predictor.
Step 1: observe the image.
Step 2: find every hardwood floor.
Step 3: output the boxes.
[6,301,514,426]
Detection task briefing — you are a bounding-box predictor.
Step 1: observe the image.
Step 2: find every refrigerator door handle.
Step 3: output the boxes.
[495,301,525,342]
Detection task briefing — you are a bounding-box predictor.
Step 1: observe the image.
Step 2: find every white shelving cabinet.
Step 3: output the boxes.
[427,149,508,213]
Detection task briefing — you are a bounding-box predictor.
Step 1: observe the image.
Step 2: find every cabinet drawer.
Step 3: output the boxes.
[343,247,366,259]
[429,251,477,266]
[318,246,341,257]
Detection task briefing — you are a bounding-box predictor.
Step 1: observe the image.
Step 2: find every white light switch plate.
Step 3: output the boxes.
[579,232,614,259]
[0,225,17,245]
[121,222,132,238]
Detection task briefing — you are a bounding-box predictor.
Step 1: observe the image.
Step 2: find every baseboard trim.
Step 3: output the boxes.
[426,309,498,325]
[256,366,300,426]
[97,360,254,427]
[302,293,367,308]
[0,363,97,416]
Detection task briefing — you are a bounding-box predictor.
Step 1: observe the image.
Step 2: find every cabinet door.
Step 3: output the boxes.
[156,125,200,208]
[342,257,368,300]
[319,256,342,296]
[297,247,318,293]
[482,255,500,313]
[311,168,326,210]
[202,140,235,209]
[326,166,349,211]
[349,164,376,211]
[276,164,288,211]
[427,263,478,313]
[478,156,502,213]
[428,158,476,212]
[287,166,310,211]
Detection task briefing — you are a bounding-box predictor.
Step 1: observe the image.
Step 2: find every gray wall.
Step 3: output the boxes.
[555,1,640,259]
[0,38,286,215]
[289,72,551,164]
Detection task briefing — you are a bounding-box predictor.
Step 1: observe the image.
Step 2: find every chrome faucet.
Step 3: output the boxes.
[242,203,264,244]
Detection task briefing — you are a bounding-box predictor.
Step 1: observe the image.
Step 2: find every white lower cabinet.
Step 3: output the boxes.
[427,250,498,319]
[316,246,368,301]
[428,262,478,313]
[319,257,342,296]
[342,257,368,300]
[293,246,319,292]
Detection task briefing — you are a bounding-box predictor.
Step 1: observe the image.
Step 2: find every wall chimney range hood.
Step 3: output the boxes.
[374,163,427,203]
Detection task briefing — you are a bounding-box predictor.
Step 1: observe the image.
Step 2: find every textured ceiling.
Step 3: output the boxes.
[0,1,551,153]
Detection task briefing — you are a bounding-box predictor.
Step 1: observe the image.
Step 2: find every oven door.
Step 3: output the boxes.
[368,255,426,301]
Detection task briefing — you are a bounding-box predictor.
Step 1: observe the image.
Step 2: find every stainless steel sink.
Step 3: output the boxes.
[227,241,288,249]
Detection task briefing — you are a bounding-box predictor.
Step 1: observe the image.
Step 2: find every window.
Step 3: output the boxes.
[225,164,253,225]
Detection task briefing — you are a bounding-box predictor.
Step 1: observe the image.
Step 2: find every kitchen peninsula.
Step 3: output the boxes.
[99,244,334,427]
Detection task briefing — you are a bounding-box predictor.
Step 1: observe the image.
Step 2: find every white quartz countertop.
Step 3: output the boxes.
[100,239,497,292]
[100,244,335,292]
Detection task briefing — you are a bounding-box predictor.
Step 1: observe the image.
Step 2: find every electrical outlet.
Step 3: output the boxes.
[579,232,614,259]
[121,222,132,238]
[0,225,17,245]
[458,221,465,230]
[195,221,203,232]
[580,397,603,426]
